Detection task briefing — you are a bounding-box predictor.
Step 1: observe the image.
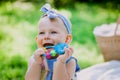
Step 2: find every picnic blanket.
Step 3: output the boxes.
[77,60,120,80]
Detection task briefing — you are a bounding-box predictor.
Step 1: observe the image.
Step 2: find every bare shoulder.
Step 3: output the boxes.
[67,58,76,66]
[66,58,76,79]
[66,57,76,70]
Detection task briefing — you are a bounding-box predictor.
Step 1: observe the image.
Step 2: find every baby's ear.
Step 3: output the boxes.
[36,36,38,44]
[65,34,72,44]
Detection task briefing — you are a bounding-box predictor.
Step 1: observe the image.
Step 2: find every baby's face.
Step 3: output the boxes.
[36,17,69,48]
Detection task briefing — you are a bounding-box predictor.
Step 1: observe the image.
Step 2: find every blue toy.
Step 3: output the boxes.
[42,43,68,59]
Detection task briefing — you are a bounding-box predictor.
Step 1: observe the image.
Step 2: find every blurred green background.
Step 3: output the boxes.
[0,0,120,80]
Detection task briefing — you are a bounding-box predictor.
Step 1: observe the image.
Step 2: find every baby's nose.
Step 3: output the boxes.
[44,33,50,40]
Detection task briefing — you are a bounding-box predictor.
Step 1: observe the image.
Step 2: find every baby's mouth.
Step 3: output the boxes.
[43,43,54,53]
[43,43,54,47]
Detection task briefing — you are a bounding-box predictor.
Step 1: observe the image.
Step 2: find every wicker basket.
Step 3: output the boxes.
[94,17,120,61]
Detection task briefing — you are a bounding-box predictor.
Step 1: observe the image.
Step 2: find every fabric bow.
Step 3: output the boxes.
[40,4,58,19]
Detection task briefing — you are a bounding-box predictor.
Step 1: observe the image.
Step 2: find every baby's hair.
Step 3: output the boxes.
[40,3,72,34]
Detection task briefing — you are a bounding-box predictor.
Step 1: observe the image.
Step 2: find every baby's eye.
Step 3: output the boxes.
[39,32,45,34]
[51,31,57,34]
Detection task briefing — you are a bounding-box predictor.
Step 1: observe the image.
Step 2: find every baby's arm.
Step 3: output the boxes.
[53,47,76,80]
[25,48,45,80]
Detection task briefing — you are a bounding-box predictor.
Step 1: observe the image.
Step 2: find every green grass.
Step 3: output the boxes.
[0,1,120,80]
[0,54,27,80]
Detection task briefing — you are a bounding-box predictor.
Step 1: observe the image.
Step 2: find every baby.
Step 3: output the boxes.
[25,4,80,80]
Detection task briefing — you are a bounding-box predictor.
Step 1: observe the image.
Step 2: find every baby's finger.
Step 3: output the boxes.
[69,47,74,54]
[35,48,45,56]
[33,48,45,64]
[64,48,72,58]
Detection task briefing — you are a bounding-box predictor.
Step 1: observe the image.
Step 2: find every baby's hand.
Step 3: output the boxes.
[57,47,73,63]
[33,48,45,64]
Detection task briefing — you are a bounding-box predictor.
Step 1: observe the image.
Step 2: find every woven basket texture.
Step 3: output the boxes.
[94,17,120,61]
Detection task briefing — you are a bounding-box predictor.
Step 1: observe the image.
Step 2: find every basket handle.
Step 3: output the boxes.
[114,16,120,35]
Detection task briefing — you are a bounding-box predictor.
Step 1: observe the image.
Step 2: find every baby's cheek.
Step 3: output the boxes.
[37,41,43,47]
